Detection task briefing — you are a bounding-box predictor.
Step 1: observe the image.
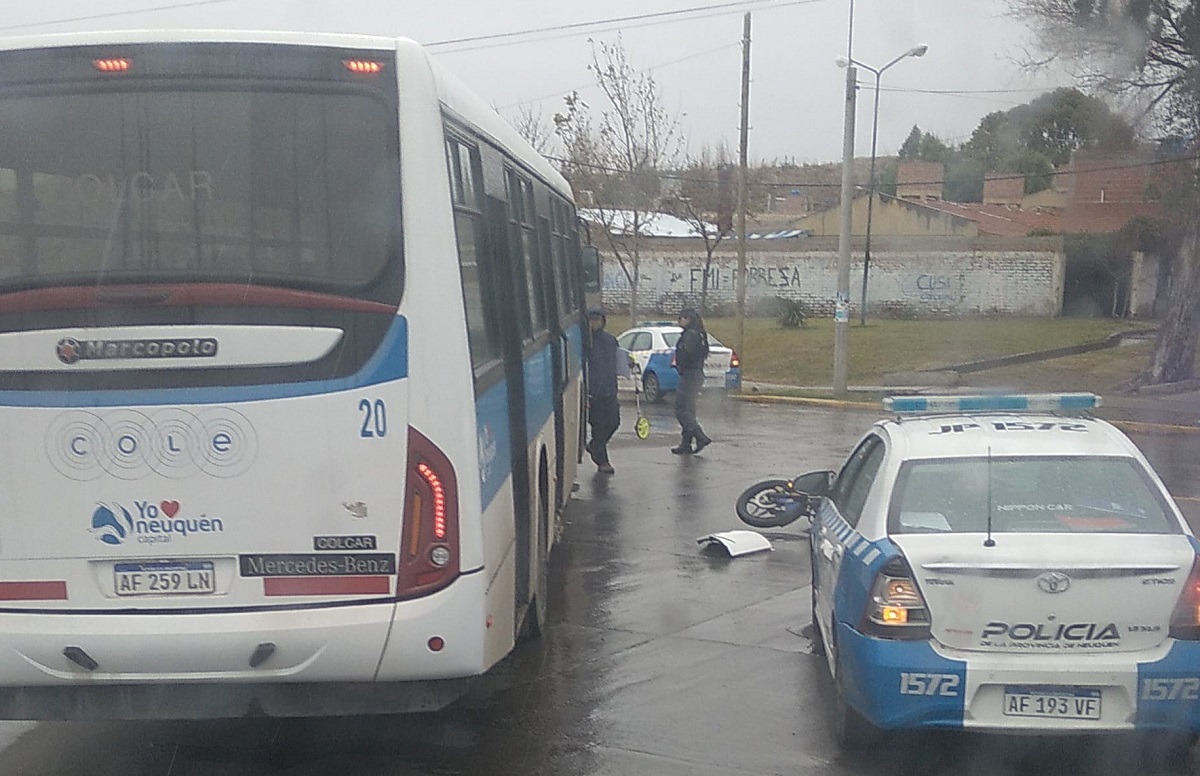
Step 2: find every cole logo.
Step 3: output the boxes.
[90,500,225,546]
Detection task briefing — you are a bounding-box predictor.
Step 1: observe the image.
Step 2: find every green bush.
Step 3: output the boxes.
[776,298,809,329]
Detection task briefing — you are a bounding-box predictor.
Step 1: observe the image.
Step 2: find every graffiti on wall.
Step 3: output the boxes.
[607,264,966,303]
[687,265,808,293]
[909,274,965,304]
[598,250,1063,317]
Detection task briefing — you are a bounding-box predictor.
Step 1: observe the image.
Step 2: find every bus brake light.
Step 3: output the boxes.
[416,463,447,540]
[399,427,461,599]
[343,60,384,75]
[93,58,132,73]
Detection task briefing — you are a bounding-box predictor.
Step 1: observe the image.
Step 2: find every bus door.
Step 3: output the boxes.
[483,193,533,627]
[539,213,569,512]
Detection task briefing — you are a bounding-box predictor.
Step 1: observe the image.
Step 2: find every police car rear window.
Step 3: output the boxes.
[661,332,723,348]
[888,456,1179,535]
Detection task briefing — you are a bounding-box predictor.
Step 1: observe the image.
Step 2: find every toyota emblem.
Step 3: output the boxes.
[1036,572,1071,594]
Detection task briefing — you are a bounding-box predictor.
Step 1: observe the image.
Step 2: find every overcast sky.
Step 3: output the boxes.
[1,0,1080,163]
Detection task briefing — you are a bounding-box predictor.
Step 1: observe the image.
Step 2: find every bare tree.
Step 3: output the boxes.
[554,36,682,323]
[665,147,733,313]
[1012,0,1199,384]
[509,103,556,156]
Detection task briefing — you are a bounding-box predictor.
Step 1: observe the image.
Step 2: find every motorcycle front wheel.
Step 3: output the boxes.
[735,479,805,528]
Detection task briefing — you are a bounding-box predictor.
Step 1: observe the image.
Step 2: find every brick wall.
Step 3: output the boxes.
[599,236,1065,318]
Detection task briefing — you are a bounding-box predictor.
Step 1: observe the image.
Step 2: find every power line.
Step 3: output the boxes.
[877,85,1051,96]
[427,0,830,54]
[0,1,237,33]
[499,42,742,111]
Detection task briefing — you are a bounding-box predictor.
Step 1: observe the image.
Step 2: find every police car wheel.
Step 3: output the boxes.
[833,652,881,749]
[642,372,663,404]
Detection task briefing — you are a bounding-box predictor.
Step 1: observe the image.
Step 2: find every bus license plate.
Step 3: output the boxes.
[1003,686,1101,720]
[114,561,216,596]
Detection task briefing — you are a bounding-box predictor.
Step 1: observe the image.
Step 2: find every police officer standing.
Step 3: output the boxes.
[671,308,714,455]
[586,308,620,474]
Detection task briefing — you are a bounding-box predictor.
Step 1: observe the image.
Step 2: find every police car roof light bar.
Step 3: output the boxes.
[883,393,1101,415]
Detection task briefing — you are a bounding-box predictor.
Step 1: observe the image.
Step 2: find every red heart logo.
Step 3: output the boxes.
[161,501,181,518]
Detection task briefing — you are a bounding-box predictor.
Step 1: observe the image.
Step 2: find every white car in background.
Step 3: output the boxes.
[615,322,741,403]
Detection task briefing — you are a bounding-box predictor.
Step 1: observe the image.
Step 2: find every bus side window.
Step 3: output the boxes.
[550,198,582,319]
[446,135,499,369]
[505,169,546,340]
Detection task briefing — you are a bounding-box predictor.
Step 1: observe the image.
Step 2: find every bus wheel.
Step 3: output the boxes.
[519,462,551,641]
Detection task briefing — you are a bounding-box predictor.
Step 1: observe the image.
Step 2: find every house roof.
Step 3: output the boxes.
[917,201,1063,237]
[579,209,714,238]
[579,209,808,240]
[1060,202,1162,234]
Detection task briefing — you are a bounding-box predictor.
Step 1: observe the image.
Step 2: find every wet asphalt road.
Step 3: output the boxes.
[0,399,1198,775]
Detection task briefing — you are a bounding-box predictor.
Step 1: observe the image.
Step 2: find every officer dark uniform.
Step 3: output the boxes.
[672,308,714,455]
[587,308,620,474]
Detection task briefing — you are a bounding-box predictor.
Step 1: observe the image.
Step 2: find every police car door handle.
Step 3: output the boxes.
[820,540,838,561]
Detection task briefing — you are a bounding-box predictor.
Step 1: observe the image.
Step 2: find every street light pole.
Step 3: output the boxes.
[837,45,928,327]
[860,68,882,327]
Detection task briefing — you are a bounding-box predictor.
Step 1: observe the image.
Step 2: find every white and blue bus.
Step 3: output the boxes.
[0,30,590,718]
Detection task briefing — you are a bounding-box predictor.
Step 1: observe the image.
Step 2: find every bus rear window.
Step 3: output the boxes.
[0,85,401,299]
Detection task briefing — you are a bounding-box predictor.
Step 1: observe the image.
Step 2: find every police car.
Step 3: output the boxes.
[615,323,741,403]
[798,393,1200,750]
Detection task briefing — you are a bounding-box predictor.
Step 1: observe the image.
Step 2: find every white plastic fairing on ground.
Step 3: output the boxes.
[696,530,773,557]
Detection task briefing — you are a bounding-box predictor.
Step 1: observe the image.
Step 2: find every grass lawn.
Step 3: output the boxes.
[604,315,1156,391]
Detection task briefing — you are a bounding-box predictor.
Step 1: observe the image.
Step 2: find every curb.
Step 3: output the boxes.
[932,328,1157,375]
[1108,419,1200,436]
[735,393,1200,434]
[732,393,876,410]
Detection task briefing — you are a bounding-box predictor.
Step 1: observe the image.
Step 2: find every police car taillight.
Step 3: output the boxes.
[1169,556,1200,640]
[862,557,931,639]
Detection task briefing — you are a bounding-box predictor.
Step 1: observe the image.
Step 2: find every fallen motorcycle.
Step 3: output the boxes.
[734,471,834,529]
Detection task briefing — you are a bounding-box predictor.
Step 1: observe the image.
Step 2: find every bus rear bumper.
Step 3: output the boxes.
[0,676,474,719]
[0,571,491,718]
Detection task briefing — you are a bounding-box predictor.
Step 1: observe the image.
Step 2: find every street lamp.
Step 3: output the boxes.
[837,44,928,326]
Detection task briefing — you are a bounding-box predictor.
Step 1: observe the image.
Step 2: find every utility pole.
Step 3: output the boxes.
[832,64,856,398]
[832,0,856,398]
[735,12,751,360]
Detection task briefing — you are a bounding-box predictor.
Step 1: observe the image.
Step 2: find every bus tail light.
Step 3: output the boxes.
[861,556,931,639]
[398,427,461,599]
[343,60,385,75]
[1170,556,1200,640]
[730,350,740,369]
[93,58,132,73]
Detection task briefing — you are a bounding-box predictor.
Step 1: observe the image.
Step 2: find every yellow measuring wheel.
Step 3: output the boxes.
[635,415,650,440]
